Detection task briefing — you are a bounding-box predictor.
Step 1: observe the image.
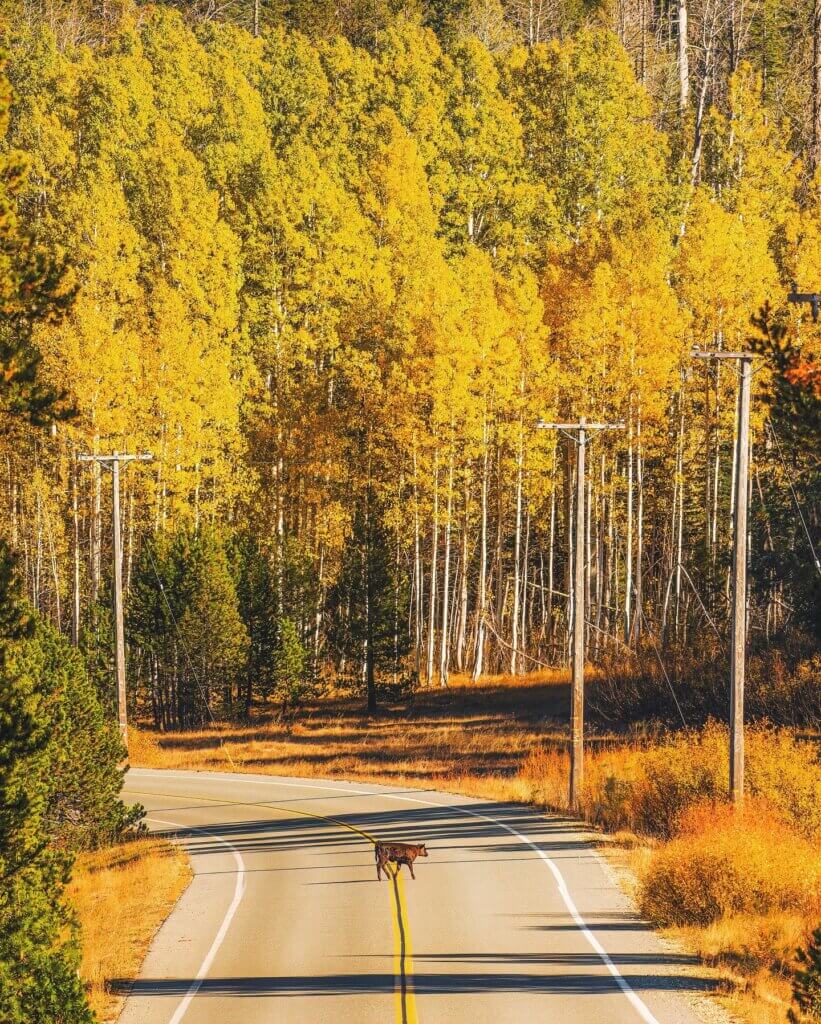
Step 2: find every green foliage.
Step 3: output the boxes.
[129,527,249,727]
[228,533,279,714]
[0,540,138,1022]
[330,491,411,710]
[272,617,308,716]
[789,927,821,1023]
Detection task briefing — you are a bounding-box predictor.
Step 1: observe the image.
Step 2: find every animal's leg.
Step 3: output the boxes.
[409,862,415,880]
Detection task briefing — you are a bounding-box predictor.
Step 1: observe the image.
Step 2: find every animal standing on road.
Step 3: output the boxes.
[375,841,428,880]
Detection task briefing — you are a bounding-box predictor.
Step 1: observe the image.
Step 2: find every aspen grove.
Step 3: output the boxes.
[2,0,819,728]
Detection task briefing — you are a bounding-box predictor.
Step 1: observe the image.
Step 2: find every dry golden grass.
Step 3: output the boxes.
[131,670,583,792]
[130,675,821,1024]
[67,838,192,1021]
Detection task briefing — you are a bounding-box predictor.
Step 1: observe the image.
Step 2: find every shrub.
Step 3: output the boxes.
[789,927,821,1023]
[520,722,821,841]
[639,802,821,927]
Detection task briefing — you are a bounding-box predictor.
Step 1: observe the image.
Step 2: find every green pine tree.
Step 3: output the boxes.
[0,546,93,1024]
[789,927,821,1022]
[272,617,308,718]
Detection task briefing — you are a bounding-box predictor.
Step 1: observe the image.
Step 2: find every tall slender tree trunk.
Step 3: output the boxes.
[814,0,821,172]
[472,427,489,681]
[510,425,524,674]
[678,0,690,112]
[426,452,439,686]
[635,416,644,639]
[92,435,101,605]
[412,444,423,680]
[547,481,556,652]
[520,503,530,669]
[625,424,634,645]
[439,452,454,686]
[72,459,81,645]
[456,481,470,673]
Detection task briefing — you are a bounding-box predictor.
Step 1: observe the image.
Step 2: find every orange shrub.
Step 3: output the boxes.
[639,802,821,927]
[520,722,821,840]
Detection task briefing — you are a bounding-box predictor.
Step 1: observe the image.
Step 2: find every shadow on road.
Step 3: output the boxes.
[113,968,721,997]
[149,799,591,862]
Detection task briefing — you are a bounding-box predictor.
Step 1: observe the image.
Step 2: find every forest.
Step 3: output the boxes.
[0,1,819,1021]
[1,0,819,730]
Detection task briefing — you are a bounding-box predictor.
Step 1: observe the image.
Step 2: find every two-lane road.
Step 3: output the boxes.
[118,768,723,1024]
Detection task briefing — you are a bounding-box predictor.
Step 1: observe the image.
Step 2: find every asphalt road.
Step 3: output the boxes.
[118,768,722,1024]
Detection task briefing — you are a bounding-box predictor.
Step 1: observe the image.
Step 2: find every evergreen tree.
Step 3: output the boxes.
[330,489,411,711]
[789,927,821,1022]
[272,617,308,717]
[0,548,93,1024]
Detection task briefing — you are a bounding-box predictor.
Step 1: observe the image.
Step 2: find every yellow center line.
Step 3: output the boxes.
[128,788,418,1023]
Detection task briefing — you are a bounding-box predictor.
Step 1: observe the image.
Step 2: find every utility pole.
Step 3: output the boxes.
[77,452,152,750]
[537,418,623,811]
[692,351,753,804]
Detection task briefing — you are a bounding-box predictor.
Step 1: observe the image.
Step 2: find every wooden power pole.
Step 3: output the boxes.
[692,351,753,804]
[77,452,152,750]
[537,418,623,810]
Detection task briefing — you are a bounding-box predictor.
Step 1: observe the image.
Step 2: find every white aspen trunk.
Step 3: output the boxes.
[412,445,423,679]
[597,466,610,647]
[194,462,201,532]
[34,490,43,611]
[510,427,524,674]
[585,472,592,659]
[675,438,685,637]
[566,459,574,666]
[814,0,821,172]
[45,503,60,631]
[315,543,325,669]
[636,417,644,639]
[678,0,690,111]
[547,476,555,650]
[125,486,135,594]
[472,425,489,681]
[625,426,634,645]
[711,437,720,557]
[92,436,101,604]
[72,459,81,645]
[494,449,505,666]
[456,481,470,672]
[426,452,439,686]
[729,382,740,523]
[439,452,454,686]
[520,503,530,669]
[538,552,546,650]
[593,454,605,659]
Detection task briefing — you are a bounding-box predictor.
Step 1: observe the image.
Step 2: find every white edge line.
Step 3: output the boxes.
[134,770,660,1024]
[145,814,246,1024]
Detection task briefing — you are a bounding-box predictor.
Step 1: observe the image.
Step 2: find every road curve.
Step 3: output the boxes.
[118,768,722,1024]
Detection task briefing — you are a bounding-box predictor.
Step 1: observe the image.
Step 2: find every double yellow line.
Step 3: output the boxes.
[129,789,418,1024]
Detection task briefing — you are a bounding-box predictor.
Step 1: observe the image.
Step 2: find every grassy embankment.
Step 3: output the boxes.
[131,669,821,1024]
[67,838,192,1021]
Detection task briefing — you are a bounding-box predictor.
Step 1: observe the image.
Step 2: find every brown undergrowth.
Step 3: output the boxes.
[68,838,192,1021]
[131,671,820,1024]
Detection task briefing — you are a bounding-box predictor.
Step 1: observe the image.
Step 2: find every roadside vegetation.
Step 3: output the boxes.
[1,0,818,1022]
[133,673,821,1024]
[67,838,191,1021]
